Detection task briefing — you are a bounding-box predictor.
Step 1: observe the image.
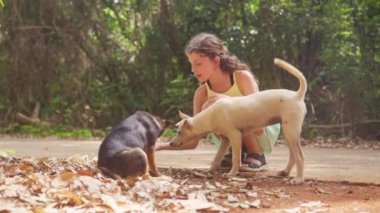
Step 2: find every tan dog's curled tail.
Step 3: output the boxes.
[274,58,307,100]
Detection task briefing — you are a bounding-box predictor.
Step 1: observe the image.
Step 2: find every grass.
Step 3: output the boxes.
[2,124,97,139]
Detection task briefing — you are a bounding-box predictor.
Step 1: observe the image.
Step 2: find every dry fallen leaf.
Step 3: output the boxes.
[227,194,239,203]
[246,191,258,198]
[193,170,207,178]
[205,181,216,190]
[19,163,34,172]
[265,187,290,198]
[56,191,83,206]
[59,171,76,182]
[284,200,329,213]
[313,185,332,194]
[228,177,248,182]
[0,155,337,212]
[246,199,261,208]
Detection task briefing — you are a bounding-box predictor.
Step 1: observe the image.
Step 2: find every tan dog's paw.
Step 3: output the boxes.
[222,171,238,178]
[209,165,218,174]
[277,170,290,177]
[289,177,304,185]
[222,173,231,178]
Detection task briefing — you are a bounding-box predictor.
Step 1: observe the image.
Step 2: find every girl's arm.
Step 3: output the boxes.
[155,85,208,151]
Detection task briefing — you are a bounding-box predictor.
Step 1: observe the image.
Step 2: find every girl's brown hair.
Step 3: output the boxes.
[185,33,250,74]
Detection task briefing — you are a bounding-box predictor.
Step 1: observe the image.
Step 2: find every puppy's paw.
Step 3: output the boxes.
[150,172,160,177]
[142,174,151,180]
[277,170,290,177]
[126,176,140,186]
[290,177,304,185]
[152,175,172,181]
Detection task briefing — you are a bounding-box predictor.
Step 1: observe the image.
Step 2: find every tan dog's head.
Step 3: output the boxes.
[169,111,201,147]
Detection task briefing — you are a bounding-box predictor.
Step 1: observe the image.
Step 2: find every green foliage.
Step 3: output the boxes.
[0,0,379,139]
[161,74,197,118]
[5,125,93,139]
[0,148,15,157]
[162,128,177,138]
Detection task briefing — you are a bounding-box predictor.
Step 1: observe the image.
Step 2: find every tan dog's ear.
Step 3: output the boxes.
[183,119,193,130]
[178,111,191,119]
[175,119,185,127]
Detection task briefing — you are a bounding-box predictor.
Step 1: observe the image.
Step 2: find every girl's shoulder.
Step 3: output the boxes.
[194,84,207,99]
[234,70,259,94]
[234,70,256,83]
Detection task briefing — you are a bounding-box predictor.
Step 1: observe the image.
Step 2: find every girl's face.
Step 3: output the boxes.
[187,52,219,83]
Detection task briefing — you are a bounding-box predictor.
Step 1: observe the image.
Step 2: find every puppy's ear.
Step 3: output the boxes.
[178,111,191,119]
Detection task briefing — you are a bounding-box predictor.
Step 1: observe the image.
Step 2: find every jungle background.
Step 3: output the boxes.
[0,0,379,140]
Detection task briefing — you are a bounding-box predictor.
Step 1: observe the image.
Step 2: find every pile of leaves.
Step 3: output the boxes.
[0,154,376,212]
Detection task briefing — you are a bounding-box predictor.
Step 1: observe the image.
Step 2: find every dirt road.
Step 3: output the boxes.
[1,137,379,184]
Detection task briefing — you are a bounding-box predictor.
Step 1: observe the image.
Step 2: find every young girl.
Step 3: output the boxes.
[156,33,281,171]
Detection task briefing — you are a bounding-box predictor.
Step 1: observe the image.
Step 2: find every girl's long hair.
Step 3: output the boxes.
[185,33,250,74]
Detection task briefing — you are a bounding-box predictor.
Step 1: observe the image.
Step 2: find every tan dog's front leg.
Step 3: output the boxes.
[225,131,242,177]
[210,137,230,174]
[278,125,295,178]
[278,146,294,177]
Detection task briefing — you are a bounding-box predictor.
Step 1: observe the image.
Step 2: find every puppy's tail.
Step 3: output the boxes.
[99,166,122,180]
[274,58,307,100]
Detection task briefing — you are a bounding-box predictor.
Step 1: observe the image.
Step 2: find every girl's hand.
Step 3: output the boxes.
[201,94,229,110]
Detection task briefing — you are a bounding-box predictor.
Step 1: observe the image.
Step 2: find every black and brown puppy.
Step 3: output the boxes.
[97,111,169,179]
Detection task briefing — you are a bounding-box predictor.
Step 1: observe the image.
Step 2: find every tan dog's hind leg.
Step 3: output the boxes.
[280,121,304,185]
[210,136,230,174]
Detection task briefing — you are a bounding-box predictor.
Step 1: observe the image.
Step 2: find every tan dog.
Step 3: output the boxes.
[170,58,307,185]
